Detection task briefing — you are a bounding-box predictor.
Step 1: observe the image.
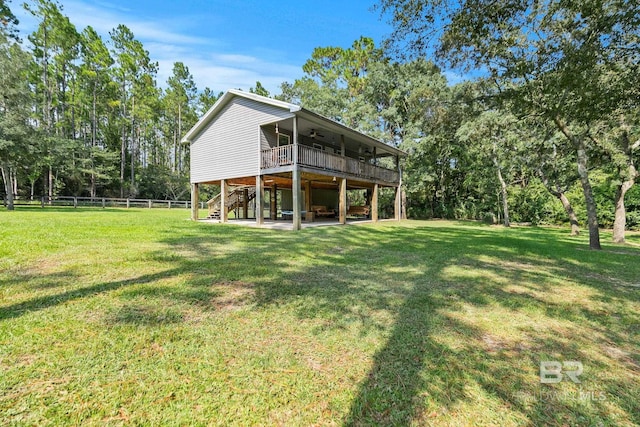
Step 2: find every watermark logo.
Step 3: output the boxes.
[540,360,583,384]
[513,360,607,403]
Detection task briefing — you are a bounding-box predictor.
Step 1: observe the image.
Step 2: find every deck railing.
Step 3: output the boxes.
[261,145,399,183]
[261,145,293,169]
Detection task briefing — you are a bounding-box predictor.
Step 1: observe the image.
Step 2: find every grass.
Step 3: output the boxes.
[0,207,639,426]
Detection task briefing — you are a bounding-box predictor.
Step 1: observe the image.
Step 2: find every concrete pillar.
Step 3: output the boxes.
[191,183,199,221]
[339,177,347,224]
[372,183,379,222]
[256,175,264,226]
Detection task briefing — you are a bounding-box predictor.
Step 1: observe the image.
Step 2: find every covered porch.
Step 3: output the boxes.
[191,169,403,231]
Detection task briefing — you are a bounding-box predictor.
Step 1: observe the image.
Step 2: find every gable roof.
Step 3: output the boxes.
[182,89,406,158]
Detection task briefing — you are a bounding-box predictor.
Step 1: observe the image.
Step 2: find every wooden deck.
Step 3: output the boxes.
[260,145,399,184]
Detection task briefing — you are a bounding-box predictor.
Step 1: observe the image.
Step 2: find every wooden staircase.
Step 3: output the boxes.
[207,186,256,219]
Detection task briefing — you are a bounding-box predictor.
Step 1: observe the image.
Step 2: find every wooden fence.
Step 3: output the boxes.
[4,196,205,209]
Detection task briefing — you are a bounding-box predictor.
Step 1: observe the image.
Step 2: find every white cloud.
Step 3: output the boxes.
[15,0,302,94]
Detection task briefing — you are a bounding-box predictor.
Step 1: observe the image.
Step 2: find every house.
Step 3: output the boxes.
[182,89,406,230]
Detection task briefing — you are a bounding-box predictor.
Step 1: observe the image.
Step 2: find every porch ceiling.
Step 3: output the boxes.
[270,112,405,159]
[207,173,381,190]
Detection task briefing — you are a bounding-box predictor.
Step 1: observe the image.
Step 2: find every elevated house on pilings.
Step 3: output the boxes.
[182,89,406,230]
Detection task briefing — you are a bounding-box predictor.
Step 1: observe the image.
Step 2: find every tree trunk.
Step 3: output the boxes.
[612,129,638,244]
[576,141,601,249]
[554,116,601,249]
[492,150,510,227]
[1,164,14,210]
[120,121,126,198]
[120,80,127,198]
[538,169,580,236]
[612,176,635,243]
[558,192,580,236]
[91,83,97,199]
[178,103,182,173]
[130,95,136,189]
[48,165,53,204]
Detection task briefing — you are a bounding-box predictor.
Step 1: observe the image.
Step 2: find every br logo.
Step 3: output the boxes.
[540,361,583,384]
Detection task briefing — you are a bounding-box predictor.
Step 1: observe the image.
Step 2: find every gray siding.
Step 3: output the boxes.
[260,127,292,150]
[260,127,272,150]
[191,97,294,183]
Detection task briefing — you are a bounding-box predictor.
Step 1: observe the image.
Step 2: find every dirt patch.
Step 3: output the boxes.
[602,344,640,370]
[210,281,256,311]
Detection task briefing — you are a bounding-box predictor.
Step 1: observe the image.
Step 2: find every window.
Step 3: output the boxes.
[313,143,323,150]
[278,134,291,146]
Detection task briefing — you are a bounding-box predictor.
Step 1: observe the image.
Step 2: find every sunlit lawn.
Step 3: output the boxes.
[1,208,638,426]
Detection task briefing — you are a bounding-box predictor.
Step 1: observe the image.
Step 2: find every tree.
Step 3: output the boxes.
[294,36,384,128]
[587,113,640,242]
[110,24,157,197]
[0,0,19,40]
[197,87,221,116]
[457,111,521,227]
[532,130,582,235]
[0,33,34,209]
[25,0,81,201]
[378,0,640,249]
[78,26,116,197]
[249,81,269,97]
[164,61,196,174]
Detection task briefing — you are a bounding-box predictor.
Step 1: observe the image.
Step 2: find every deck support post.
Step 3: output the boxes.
[395,157,402,221]
[220,179,228,223]
[256,175,264,225]
[372,183,379,223]
[339,178,347,224]
[293,168,302,230]
[292,116,301,230]
[242,188,249,219]
[191,183,199,221]
[304,180,312,221]
[270,184,277,219]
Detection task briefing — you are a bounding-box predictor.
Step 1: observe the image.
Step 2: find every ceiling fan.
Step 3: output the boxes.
[310,129,325,139]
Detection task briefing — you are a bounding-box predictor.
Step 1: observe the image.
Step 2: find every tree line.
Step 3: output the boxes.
[1,0,639,249]
[0,0,222,207]
[275,0,639,248]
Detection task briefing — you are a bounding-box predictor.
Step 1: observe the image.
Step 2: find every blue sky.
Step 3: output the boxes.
[14,0,405,94]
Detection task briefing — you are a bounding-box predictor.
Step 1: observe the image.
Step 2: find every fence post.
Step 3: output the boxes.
[168,200,171,209]
[148,200,152,209]
[41,197,45,208]
[102,198,105,209]
[126,199,130,209]
[73,197,77,208]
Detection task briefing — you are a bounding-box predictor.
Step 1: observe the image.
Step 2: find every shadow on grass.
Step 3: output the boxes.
[151,222,639,425]
[2,219,639,425]
[0,270,177,321]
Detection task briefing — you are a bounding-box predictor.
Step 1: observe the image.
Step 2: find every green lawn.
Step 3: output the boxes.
[1,208,638,426]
